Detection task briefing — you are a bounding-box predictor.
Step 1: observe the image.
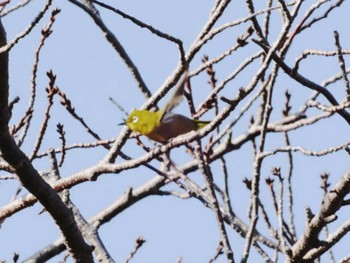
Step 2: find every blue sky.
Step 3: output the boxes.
[1,0,350,262]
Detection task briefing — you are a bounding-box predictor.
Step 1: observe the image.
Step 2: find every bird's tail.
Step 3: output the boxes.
[194,120,211,130]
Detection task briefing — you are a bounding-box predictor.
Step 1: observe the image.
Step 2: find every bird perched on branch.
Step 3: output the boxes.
[121,72,210,143]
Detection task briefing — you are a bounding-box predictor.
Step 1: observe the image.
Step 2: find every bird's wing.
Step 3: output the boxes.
[159,71,189,122]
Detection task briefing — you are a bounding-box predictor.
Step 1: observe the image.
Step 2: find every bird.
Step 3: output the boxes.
[121,72,210,143]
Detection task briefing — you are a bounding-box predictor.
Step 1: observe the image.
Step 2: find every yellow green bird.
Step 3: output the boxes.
[122,73,210,143]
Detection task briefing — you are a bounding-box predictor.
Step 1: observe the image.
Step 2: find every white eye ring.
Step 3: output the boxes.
[132,116,139,123]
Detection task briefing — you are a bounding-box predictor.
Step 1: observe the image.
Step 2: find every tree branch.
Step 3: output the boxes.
[0,17,93,263]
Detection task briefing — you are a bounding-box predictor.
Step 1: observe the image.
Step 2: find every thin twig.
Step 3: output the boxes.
[56,123,66,167]
[29,72,58,160]
[208,241,224,263]
[1,0,32,16]
[125,236,146,263]
[194,139,234,262]
[334,31,350,100]
[0,0,52,54]
[91,0,185,65]
[68,0,152,99]
[254,39,350,125]
[14,8,60,146]
[298,0,345,33]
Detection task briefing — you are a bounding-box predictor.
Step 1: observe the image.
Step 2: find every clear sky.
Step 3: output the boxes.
[1,0,350,262]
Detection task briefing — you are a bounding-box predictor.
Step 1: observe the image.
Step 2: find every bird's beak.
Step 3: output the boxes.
[118,119,126,126]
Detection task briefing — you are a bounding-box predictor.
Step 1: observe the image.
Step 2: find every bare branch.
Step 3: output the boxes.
[194,139,234,262]
[1,0,32,16]
[125,236,146,263]
[0,0,52,54]
[68,0,151,99]
[334,31,350,99]
[289,169,350,262]
[90,0,186,65]
[16,8,60,146]
[254,39,350,125]
[0,16,93,263]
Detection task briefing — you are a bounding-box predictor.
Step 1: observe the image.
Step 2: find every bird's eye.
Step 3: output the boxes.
[132,116,139,123]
